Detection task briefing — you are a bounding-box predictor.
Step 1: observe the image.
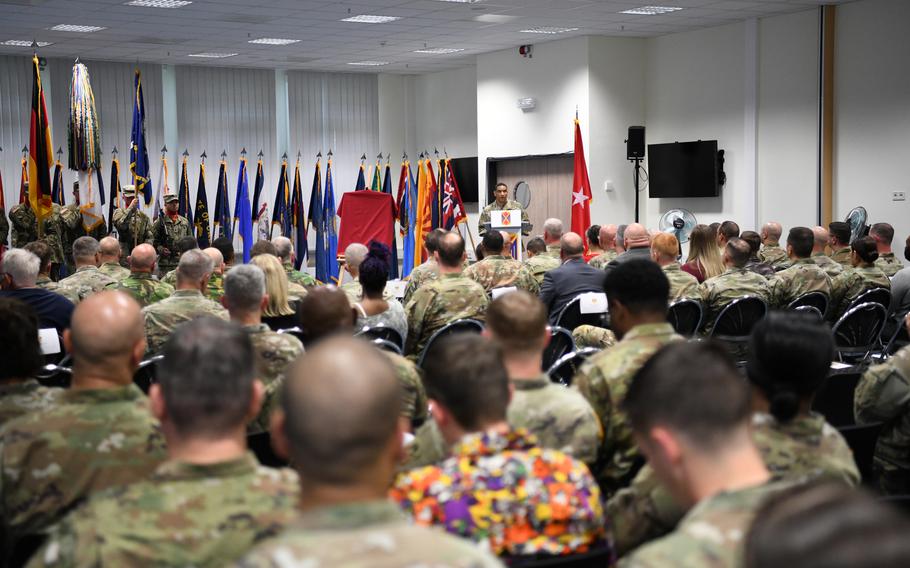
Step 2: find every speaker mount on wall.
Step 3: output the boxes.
[625,126,646,222]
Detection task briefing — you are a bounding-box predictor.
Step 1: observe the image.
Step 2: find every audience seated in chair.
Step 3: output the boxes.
[0,248,74,333]
[811,225,845,279]
[768,227,833,308]
[540,231,606,324]
[681,224,725,283]
[829,236,891,321]
[698,238,771,334]
[352,241,409,344]
[650,232,698,301]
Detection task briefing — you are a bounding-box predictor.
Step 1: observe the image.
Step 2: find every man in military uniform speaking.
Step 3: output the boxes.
[478,182,531,237]
[112,185,153,263]
[152,194,191,275]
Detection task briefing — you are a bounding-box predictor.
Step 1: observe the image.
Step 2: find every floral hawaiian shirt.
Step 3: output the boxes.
[390,428,613,560]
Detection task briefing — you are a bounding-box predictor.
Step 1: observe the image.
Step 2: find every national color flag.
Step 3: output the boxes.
[250,157,264,235]
[271,159,291,238]
[178,155,193,227]
[193,162,210,248]
[151,154,168,222]
[324,157,339,283]
[426,159,439,231]
[107,155,121,234]
[441,159,468,231]
[52,160,65,206]
[433,158,444,230]
[370,161,381,192]
[414,158,429,264]
[571,117,593,252]
[79,166,105,233]
[129,70,152,206]
[235,158,253,263]
[354,161,366,191]
[396,161,413,276]
[307,157,326,282]
[381,160,398,279]
[28,55,54,235]
[213,158,232,241]
[290,158,307,270]
[18,156,28,204]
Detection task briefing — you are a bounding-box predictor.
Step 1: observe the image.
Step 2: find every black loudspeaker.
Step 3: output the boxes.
[627,126,645,159]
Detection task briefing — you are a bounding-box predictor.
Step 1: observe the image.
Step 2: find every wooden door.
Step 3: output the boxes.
[494,155,574,238]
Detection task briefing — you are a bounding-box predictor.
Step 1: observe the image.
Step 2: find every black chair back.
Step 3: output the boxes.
[277,326,306,346]
[505,546,615,567]
[370,338,403,356]
[839,422,884,486]
[709,296,768,341]
[35,363,73,389]
[555,295,608,331]
[542,326,576,371]
[133,354,164,394]
[546,348,601,387]
[849,287,892,312]
[793,305,824,320]
[247,431,289,468]
[418,319,484,368]
[812,372,862,428]
[667,299,703,336]
[832,302,888,362]
[884,314,910,355]
[788,291,829,317]
[355,325,404,351]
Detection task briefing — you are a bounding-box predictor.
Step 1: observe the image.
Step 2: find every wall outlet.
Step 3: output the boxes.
[893,191,906,202]
[604,180,615,192]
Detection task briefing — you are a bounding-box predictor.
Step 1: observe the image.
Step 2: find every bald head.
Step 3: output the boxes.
[623,223,651,250]
[344,243,369,276]
[762,222,782,243]
[129,244,157,273]
[203,247,225,275]
[543,218,564,244]
[599,224,617,249]
[298,287,355,344]
[812,226,829,253]
[99,237,122,262]
[281,337,401,485]
[560,232,585,259]
[67,291,145,383]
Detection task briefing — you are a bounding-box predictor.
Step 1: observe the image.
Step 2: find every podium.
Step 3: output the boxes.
[484,209,532,262]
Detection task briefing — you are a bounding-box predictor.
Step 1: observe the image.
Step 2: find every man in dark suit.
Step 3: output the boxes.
[604,223,653,277]
[539,232,606,324]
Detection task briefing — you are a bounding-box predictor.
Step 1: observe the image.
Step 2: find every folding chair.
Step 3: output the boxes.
[831,302,888,363]
[541,326,576,371]
[546,348,601,387]
[667,298,703,336]
[355,325,405,352]
[418,319,484,368]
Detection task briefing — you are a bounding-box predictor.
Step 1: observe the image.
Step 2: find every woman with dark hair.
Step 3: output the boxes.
[354,241,408,344]
[0,297,61,425]
[829,235,891,320]
[584,224,602,262]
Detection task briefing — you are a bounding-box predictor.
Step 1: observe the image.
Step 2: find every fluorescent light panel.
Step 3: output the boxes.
[348,60,389,66]
[620,6,683,15]
[188,52,237,58]
[519,26,578,34]
[1,40,52,47]
[248,38,299,45]
[125,0,192,7]
[340,15,400,24]
[50,24,106,32]
[414,47,464,54]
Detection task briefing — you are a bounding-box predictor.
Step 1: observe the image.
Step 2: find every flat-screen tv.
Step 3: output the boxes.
[647,140,720,198]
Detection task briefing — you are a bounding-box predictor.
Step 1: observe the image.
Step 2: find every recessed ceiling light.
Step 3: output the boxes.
[473,14,517,24]
[414,47,465,54]
[519,26,579,34]
[348,60,390,66]
[188,52,237,58]
[620,6,683,16]
[248,38,300,45]
[1,40,53,47]
[125,0,192,7]
[50,24,106,33]
[340,15,401,24]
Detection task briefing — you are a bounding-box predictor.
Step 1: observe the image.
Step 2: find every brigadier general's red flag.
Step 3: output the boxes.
[571,115,592,252]
[28,55,54,236]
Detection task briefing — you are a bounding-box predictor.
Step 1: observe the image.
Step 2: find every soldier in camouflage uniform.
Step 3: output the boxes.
[96,236,130,281]
[57,236,117,303]
[698,239,771,333]
[0,204,8,247]
[829,239,891,320]
[870,222,904,276]
[477,182,530,237]
[404,232,488,358]
[112,184,154,262]
[402,229,446,303]
[523,236,561,286]
[152,193,192,274]
[829,221,853,266]
[141,249,228,353]
[236,337,502,568]
[758,221,790,269]
[573,325,617,349]
[464,231,539,294]
[651,233,699,301]
[106,243,174,307]
[203,246,227,302]
[0,291,166,542]
[22,241,73,300]
[273,236,317,286]
[160,235,200,286]
[572,259,681,493]
[810,224,844,279]
[589,224,619,269]
[60,182,106,272]
[29,318,300,567]
[855,329,910,494]
[767,227,832,307]
[8,192,37,248]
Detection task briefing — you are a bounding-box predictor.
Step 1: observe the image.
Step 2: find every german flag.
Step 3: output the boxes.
[28,55,53,236]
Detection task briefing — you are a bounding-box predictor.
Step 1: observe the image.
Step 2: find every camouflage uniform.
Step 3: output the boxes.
[662,262,699,301]
[107,271,174,308]
[287,280,308,303]
[42,204,66,267]
[60,203,106,270]
[745,259,776,278]
[283,260,317,287]
[57,265,118,303]
[234,500,504,568]
[0,380,61,427]
[404,272,489,357]
[8,203,37,248]
[340,278,393,305]
[758,243,789,269]
[403,260,439,305]
[812,252,844,279]
[244,323,304,434]
[151,214,191,274]
[698,267,771,333]
[29,454,300,567]
[876,252,904,277]
[0,385,167,538]
[98,261,130,282]
[207,271,225,302]
[572,323,682,493]
[386,351,428,427]
[831,246,852,267]
[829,265,891,319]
[0,207,8,246]
[607,412,859,556]
[141,289,229,353]
[509,375,602,466]
[767,258,832,308]
[477,198,530,236]
[463,254,540,294]
[112,205,154,260]
[35,275,79,303]
[573,325,617,349]
[523,251,561,287]
[855,345,910,493]
[402,418,447,470]
[161,268,177,287]
[618,482,786,568]
[589,250,618,270]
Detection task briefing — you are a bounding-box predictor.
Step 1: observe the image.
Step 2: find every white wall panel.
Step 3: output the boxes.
[0,55,33,225]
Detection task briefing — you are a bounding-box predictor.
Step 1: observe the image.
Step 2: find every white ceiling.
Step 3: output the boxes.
[0,0,852,74]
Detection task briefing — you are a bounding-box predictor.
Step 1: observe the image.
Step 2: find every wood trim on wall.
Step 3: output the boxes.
[819,5,836,226]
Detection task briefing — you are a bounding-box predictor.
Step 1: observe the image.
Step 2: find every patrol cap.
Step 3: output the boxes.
[121,184,136,197]
[163,194,178,204]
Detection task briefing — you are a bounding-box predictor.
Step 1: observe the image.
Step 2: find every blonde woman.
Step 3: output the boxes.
[682,224,725,283]
[250,254,299,330]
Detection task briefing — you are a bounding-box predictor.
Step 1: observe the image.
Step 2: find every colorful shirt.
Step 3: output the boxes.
[391,428,610,558]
